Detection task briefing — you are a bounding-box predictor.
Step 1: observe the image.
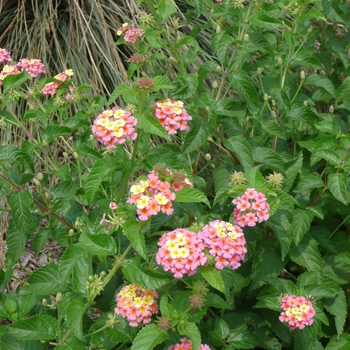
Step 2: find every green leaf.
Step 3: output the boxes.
[301,8,327,21]
[324,289,347,339]
[199,265,225,293]
[261,120,287,140]
[230,71,259,108]
[294,173,324,194]
[32,228,51,254]
[84,158,118,204]
[227,330,260,349]
[223,135,253,172]
[50,180,78,201]
[148,76,175,91]
[304,74,335,97]
[131,324,169,350]
[252,147,285,172]
[325,333,350,349]
[304,281,339,298]
[157,0,177,22]
[5,220,27,263]
[123,221,148,260]
[245,167,265,189]
[8,314,57,340]
[0,334,41,350]
[79,231,117,256]
[173,74,198,100]
[182,120,209,154]
[250,11,281,29]
[27,264,62,295]
[2,71,31,93]
[178,322,201,350]
[291,209,314,245]
[136,112,171,140]
[297,271,321,288]
[108,84,134,105]
[327,173,348,204]
[175,187,210,207]
[41,125,72,143]
[336,77,350,104]
[289,236,323,272]
[254,296,281,312]
[122,256,173,289]
[284,152,303,191]
[55,336,86,350]
[65,300,84,340]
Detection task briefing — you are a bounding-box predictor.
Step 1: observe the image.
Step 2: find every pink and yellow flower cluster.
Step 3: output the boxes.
[156,229,207,278]
[117,23,142,44]
[127,167,192,221]
[42,69,74,96]
[232,188,270,227]
[115,283,158,327]
[92,106,137,149]
[153,99,192,135]
[168,338,211,350]
[198,220,247,270]
[279,295,316,330]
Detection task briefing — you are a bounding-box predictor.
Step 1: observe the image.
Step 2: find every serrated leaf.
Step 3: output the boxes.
[2,71,31,93]
[289,235,323,272]
[178,322,201,350]
[204,292,228,309]
[136,112,171,140]
[131,324,169,350]
[27,264,62,295]
[253,147,285,172]
[304,281,339,298]
[79,231,117,256]
[66,300,84,340]
[250,11,281,29]
[200,265,225,293]
[324,289,347,338]
[336,77,350,104]
[328,173,348,204]
[32,228,52,255]
[107,84,134,105]
[123,221,148,260]
[8,314,57,340]
[261,120,287,140]
[50,180,78,201]
[325,333,350,349]
[223,135,253,171]
[245,167,265,189]
[310,149,340,167]
[294,173,324,194]
[182,120,209,154]
[149,76,175,91]
[292,209,314,245]
[41,125,72,143]
[84,158,117,204]
[227,330,260,349]
[230,71,259,108]
[297,271,321,288]
[304,74,335,97]
[0,333,41,350]
[123,256,173,289]
[55,336,86,350]
[254,297,281,312]
[173,74,198,100]
[175,187,210,207]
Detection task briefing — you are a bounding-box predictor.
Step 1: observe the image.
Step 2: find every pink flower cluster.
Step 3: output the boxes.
[42,69,73,95]
[91,106,137,149]
[137,77,153,89]
[117,23,142,44]
[232,188,270,227]
[168,338,211,350]
[153,99,192,135]
[198,220,247,270]
[127,167,192,221]
[129,54,146,64]
[279,295,316,330]
[115,283,159,327]
[156,229,207,278]
[0,48,11,64]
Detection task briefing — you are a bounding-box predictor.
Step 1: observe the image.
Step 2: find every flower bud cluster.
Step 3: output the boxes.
[129,54,146,64]
[0,48,11,64]
[115,283,159,327]
[156,229,207,278]
[117,23,142,44]
[92,106,137,149]
[168,338,211,350]
[153,99,192,135]
[42,69,74,96]
[198,220,247,270]
[127,167,192,221]
[279,295,316,330]
[232,188,270,227]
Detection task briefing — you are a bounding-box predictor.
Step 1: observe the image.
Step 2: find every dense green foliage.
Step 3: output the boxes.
[1,0,350,349]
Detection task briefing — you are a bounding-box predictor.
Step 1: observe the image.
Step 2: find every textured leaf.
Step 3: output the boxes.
[8,315,57,340]
[182,120,209,154]
[289,236,323,272]
[79,231,117,256]
[227,330,260,349]
[50,180,78,201]
[292,209,314,245]
[84,158,117,204]
[245,167,265,189]
[65,300,84,340]
[325,333,350,349]
[200,265,225,293]
[223,135,253,171]
[136,112,171,140]
[123,221,148,260]
[324,289,347,338]
[131,324,169,350]
[2,71,31,93]
[108,84,134,105]
[0,334,41,350]
[304,74,336,97]
[122,257,173,289]
[328,173,348,204]
[254,297,281,312]
[41,125,72,143]
[250,11,281,29]
[178,322,201,350]
[55,336,86,350]
[175,187,210,207]
[27,264,62,295]
[294,173,324,193]
[230,71,259,108]
[252,147,285,172]
[149,76,175,91]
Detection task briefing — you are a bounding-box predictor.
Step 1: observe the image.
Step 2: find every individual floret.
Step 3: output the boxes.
[156,229,207,278]
[115,283,159,327]
[198,220,247,270]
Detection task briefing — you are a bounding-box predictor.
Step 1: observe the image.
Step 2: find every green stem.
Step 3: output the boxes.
[329,213,350,239]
